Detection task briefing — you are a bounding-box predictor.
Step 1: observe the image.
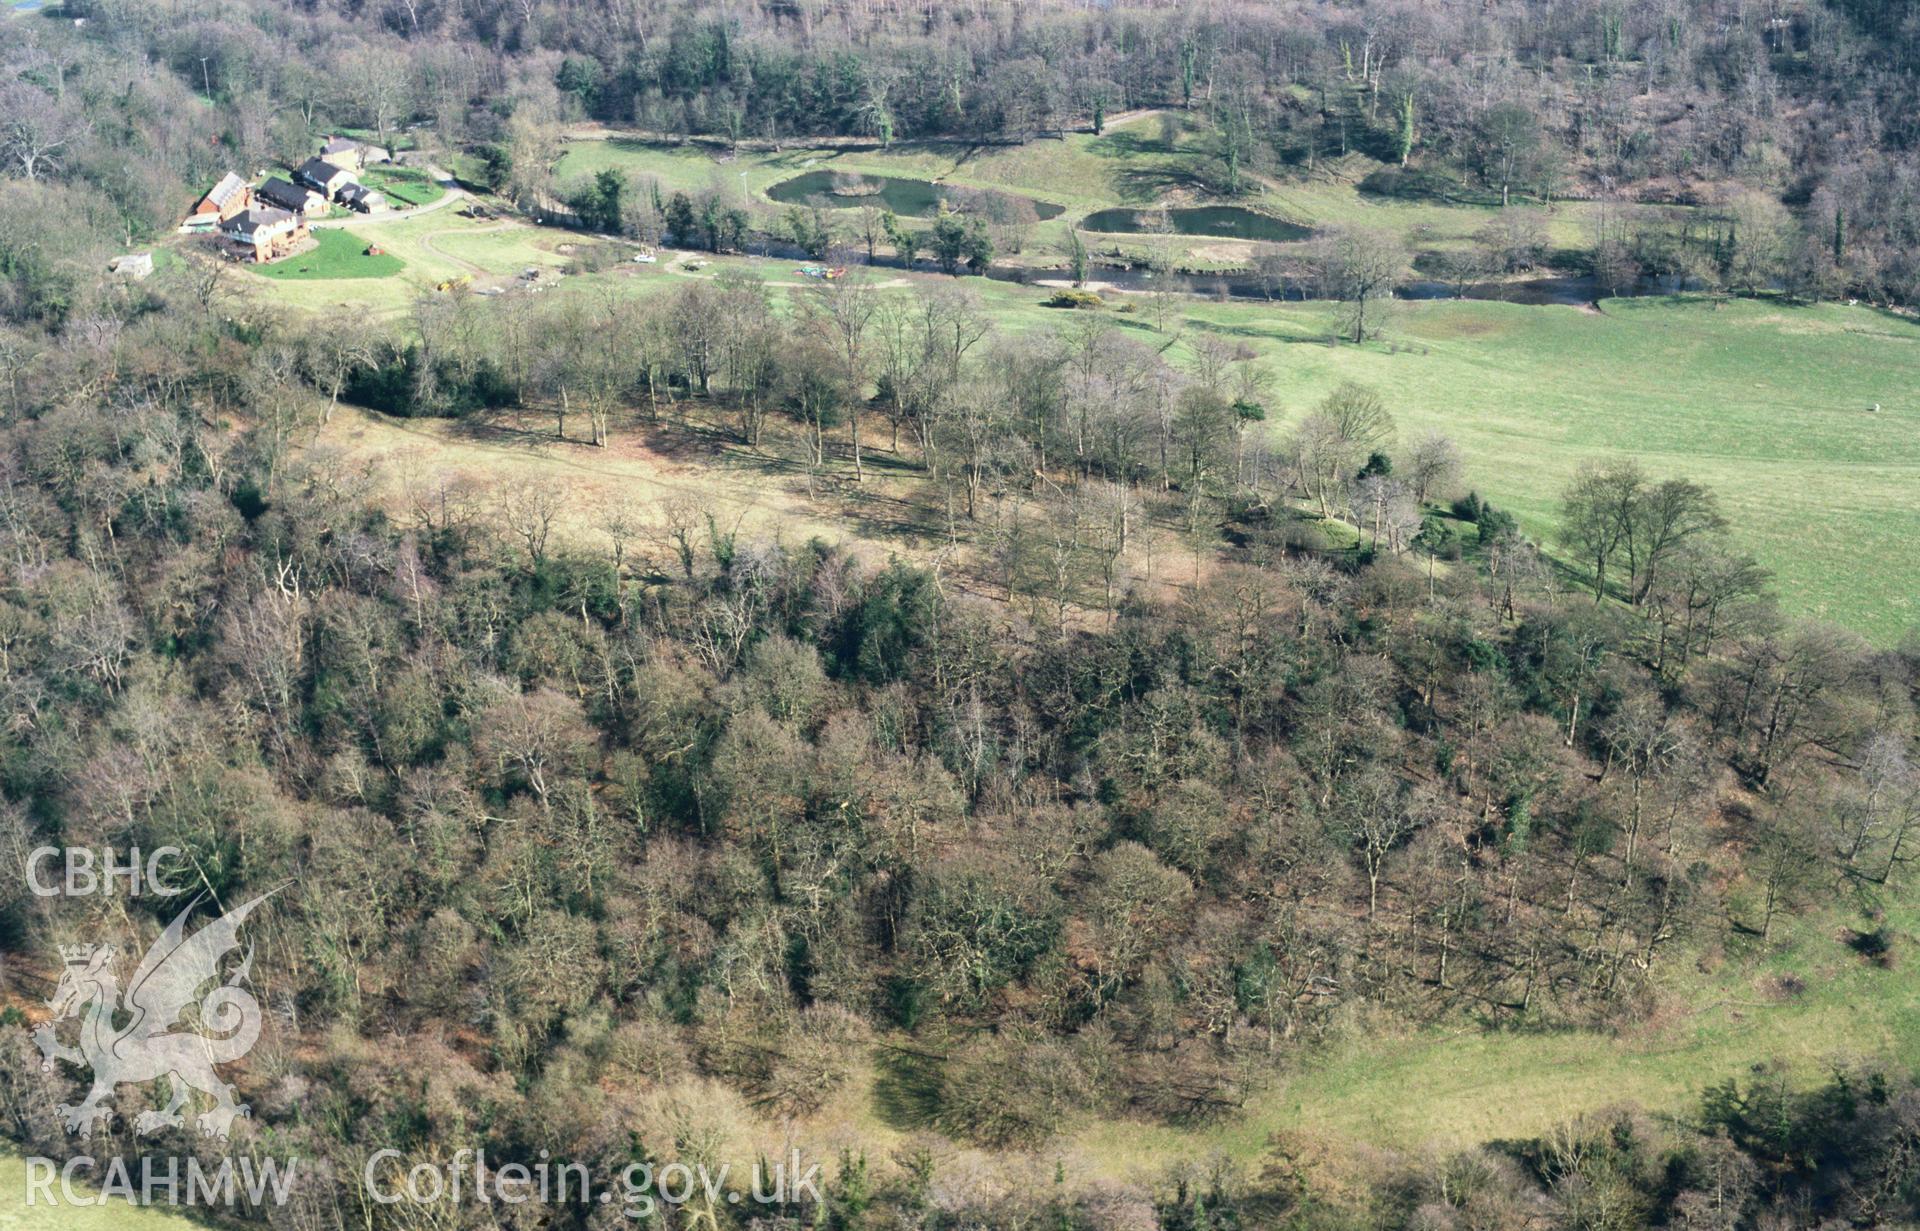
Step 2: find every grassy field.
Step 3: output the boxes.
[583,257,1920,640]
[1164,291,1920,640]
[249,229,403,281]
[362,165,445,207]
[234,213,576,313]
[322,403,858,544]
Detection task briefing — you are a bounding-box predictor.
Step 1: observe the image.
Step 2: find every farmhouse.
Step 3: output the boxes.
[256,177,328,217]
[182,172,251,231]
[295,157,359,200]
[319,135,390,171]
[219,207,309,263]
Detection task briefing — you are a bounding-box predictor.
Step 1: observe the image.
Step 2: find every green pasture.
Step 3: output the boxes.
[362,165,444,207]
[238,214,571,313]
[0,1150,204,1230]
[248,229,402,282]
[1168,292,1920,641]
[1027,281,1919,640]
[608,256,1918,640]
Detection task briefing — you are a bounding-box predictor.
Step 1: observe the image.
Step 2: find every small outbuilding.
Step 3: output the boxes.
[108,253,155,279]
[337,183,388,213]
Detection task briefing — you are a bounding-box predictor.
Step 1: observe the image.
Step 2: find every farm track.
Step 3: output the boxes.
[662,257,912,290]
[416,221,520,274]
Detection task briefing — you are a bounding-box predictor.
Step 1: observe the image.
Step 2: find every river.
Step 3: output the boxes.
[722,235,1700,307]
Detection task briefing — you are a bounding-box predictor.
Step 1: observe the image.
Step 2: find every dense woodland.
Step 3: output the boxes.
[0,249,1914,1226]
[3,1,1920,1229]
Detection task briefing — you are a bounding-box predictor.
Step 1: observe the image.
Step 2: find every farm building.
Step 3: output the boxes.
[182,172,251,231]
[256,177,328,217]
[107,253,154,278]
[219,208,309,263]
[319,135,390,171]
[338,183,387,213]
[295,158,359,200]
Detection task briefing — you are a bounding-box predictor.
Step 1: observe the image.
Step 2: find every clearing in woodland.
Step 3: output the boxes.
[303,255,1920,641]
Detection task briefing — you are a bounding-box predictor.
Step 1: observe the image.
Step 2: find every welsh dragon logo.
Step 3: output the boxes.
[33,892,276,1140]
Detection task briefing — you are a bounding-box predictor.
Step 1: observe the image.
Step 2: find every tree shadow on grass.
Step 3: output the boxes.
[1850,303,1920,339]
[445,413,567,449]
[1191,318,1351,346]
[1111,164,1216,203]
[1093,130,1176,161]
[602,136,705,161]
[1089,124,1218,203]
[870,1048,944,1132]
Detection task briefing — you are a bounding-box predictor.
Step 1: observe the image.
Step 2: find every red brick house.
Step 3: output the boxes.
[182,172,252,232]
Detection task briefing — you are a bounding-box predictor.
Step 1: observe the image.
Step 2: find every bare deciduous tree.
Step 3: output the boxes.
[0,81,86,182]
[1313,227,1407,344]
[495,476,564,571]
[1402,430,1463,506]
[1291,381,1395,519]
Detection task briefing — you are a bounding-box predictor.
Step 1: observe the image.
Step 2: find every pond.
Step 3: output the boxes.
[766,170,1064,222]
[1078,205,1313,242]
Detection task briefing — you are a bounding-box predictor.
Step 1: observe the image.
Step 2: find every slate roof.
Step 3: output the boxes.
[296,157,354,188]
[256,178,317,211]
[198,172,247,211]
[221,207,297,240]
